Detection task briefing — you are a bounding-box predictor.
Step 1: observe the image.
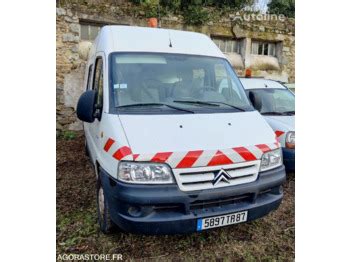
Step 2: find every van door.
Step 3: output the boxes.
[85,55,105,163]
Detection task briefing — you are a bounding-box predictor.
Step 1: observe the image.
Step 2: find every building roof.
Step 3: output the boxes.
[94,25,225,58]
[239,78,287,90]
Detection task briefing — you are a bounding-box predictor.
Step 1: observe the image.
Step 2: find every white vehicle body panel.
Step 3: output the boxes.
[119,111,274,154]
[264,116,295,147]
[92,25,225,59]
[239,78,286,90]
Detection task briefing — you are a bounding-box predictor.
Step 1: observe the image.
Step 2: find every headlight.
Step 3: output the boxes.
[285,131,295,149]
[260,148,283,171]
[118,162,175,184]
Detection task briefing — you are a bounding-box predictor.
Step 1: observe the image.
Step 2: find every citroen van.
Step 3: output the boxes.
[76,26,286,234]
[240,78,295,171]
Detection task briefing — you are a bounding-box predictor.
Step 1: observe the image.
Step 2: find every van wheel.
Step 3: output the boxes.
[97,177,116,234]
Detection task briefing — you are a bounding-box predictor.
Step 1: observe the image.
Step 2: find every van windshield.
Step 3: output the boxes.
[110,53,252,113]
[247,88,295,115]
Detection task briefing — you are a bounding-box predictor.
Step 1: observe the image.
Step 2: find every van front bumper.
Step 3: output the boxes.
[99,165,286,235]
[283,148,295,171]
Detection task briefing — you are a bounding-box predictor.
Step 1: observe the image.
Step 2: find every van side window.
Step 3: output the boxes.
[86,64,93,90]
[93,58,103,110]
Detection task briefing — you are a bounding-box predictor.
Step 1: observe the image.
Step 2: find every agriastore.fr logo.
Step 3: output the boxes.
[57,253,123,261]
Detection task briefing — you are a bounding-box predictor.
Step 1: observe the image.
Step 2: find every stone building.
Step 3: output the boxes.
[56,1,295,131]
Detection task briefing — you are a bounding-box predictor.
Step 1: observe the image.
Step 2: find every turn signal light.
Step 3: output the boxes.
[148,18,158,28]
[245,68,252,78]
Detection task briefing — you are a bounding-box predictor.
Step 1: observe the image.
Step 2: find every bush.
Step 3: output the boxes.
[160,0,181,12]
[140,0,160,18]
[268,0,295,17]
[159,0,254,11]
[210,0,254,8]
[183,5,209,25]
[129,0,254,23]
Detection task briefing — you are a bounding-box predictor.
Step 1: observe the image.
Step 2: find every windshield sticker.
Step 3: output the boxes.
[114,84,128,89]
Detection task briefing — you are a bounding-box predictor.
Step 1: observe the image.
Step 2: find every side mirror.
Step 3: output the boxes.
[248,92,262,111]
[76,90,97,123]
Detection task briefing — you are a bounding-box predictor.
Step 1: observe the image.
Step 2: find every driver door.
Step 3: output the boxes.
[85,55,104,163]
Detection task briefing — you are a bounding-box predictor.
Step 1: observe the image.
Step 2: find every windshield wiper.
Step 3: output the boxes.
[173,100,220,107]
[173,100,245,112]
[281,110,295,115]
[116,103,194,114]
[260,111,285,115]
[205,101,246,112]
[261,111,295,116]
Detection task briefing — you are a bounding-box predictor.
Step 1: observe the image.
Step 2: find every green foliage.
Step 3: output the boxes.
[129,0,143,4]
[141,0,160,18]
[205,0,254,8]
[160,0,181,12]
[183,5,209,26]
[62,130,77,140]
[133,0,253,11]
[268,0,295,17]
[129,0,254,24]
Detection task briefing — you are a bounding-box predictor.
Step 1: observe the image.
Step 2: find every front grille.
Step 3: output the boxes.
[152,204,183,212]
[189,193,253,211]
[173,160,260,192]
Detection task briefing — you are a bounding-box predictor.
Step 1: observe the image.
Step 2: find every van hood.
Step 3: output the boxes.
[118,111,276,157]
[264,115,295,132]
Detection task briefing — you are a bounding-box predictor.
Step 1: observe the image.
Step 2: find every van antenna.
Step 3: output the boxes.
[168,31,173,48]
[157,3,161,28]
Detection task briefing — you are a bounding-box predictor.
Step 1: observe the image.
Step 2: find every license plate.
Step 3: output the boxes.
[197,211,248,231]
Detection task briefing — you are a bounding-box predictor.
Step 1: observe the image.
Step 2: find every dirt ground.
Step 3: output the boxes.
[57,136,295,261]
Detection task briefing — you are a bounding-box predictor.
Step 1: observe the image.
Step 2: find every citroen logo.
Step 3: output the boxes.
[212,169,231,186]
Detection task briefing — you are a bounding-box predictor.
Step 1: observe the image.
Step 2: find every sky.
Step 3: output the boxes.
[252,0,271,13]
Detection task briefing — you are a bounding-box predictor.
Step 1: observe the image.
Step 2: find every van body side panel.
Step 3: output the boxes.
[95,113,132,178]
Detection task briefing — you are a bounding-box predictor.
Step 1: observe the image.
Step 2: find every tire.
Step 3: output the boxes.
[96,176,116,234]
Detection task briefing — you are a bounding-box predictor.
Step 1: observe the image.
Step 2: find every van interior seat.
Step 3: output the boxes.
[170,78,203,100]
[222,88,241,103]
[139,86,160,103]
[171,83,193,99]
[200,90,226,102]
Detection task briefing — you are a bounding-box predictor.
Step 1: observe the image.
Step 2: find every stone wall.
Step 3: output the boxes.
[56,2,295,131]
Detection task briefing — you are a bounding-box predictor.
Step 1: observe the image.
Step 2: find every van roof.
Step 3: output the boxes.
[93,25,225,58]
[239,78,287,90]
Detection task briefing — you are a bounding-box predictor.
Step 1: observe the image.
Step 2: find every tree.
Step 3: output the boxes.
[268,0,295,18]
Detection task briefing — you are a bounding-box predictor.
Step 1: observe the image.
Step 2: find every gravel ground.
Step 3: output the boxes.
[57,136,295,261]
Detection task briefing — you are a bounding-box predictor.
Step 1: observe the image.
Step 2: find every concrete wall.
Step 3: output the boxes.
[56,3,295,131]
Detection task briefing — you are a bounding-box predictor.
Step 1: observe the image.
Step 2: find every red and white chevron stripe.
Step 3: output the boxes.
[103,137,280,169]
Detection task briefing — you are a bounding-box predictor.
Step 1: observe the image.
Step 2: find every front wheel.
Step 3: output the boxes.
[96,177,116,234]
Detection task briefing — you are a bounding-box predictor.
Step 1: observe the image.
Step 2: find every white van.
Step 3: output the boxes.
[240,78,295,171]
[76,26,286,234]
